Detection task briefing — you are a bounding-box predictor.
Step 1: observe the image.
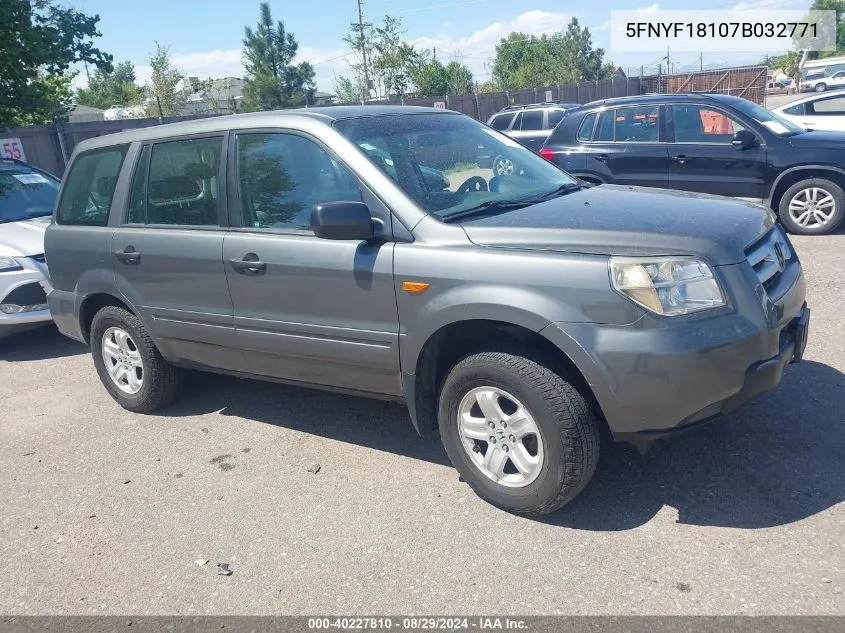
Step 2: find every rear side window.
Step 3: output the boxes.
[520,110,544,130]
[547,110,565,128]
[576,113,597,142]
[145,137,222,226]
[595,110,615,141]
[783,103,806,116]
[489,113,514,130]
[56,146,128,226]
[811,96,845,114]
[615,106,659,142]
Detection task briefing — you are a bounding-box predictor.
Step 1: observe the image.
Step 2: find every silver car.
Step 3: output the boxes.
[0,160,57,338]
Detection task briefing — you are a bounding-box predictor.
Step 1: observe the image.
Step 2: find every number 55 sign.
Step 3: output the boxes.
[0,138,26,162]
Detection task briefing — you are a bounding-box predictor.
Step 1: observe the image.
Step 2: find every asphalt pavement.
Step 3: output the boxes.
[0,234,842,615]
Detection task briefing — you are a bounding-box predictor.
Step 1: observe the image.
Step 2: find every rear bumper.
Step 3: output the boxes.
[541,262,808,438]
[46,288,86,343]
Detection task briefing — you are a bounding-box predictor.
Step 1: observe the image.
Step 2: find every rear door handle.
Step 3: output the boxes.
[114,247,140,265]
[595,154,609,163]
[230,255,267,275]
[671,155,687,164]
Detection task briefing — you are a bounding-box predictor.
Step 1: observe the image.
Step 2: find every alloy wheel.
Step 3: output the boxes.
[101,326,144,394]
[788,187,836,229]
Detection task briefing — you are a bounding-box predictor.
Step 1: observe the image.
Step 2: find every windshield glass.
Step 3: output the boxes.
[731,99,805,136]
[0,169,60,223]
[334,114,576,221]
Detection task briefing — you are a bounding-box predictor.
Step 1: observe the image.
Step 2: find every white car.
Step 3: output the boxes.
[800,70,845,92]
[771,90,845,132]
[0,159,58,338]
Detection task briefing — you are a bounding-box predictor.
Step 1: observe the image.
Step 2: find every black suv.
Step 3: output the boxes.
[540,93,845,235]
[487,102,580,165]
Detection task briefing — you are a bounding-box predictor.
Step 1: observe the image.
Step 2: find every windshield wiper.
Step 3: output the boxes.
[441,199,534,223]
[522,182,586,202]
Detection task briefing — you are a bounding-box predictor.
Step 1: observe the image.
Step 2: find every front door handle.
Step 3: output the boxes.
[595,154,609,163]
[230,254,267,275]
[114,247,140,265]
[671,155,687,164]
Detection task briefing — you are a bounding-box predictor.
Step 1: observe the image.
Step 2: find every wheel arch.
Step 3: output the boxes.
[78,292,138,344]
[767,165,845,210]
[405,318,606,437]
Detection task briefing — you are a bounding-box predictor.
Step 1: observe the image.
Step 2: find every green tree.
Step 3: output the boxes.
[412,58,448,97]
[371,16,420,98]
[334,75,364,103]
[76,61,142,109]
[445,60,474,94]
[0,0,112,126]
[809,0,845,56]
[241,2,315,111]
[343,17,375,101]
[143,43,185,117]
[492,18,612,90]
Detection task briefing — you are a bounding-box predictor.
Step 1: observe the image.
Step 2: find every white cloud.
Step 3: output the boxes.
[636,3,660,13]
[411,10,574,81]
[733,0,799,8]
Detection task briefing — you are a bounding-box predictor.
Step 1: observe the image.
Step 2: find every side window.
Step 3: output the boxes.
[576,113,597,142]
[520,110,544,131]
[812,96,845,115]
[547,110,565,128]
[511,112,523,130]
[490,113,514,131]
[672,105,745,143]
[594,109,615,141]
[145,137,222,226]
[56,145,128,226]
[127,145,150,223]
[784,103,807,116]
[237,133,361,231]
[614,106,659,142]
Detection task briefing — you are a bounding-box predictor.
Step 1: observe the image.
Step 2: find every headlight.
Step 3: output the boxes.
[610,257,726,316]
[0,256,23,273]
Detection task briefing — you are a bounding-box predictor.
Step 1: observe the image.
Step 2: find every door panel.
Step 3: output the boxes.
[667,104,768,199]
[224,131,401,396]
[112,227,243,370]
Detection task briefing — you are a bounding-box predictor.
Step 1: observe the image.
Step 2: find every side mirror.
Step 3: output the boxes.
[731,129,757,150]
[311,201,375,241]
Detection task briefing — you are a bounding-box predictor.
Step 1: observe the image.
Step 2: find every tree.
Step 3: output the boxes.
[445,61,473,94]
[143,43,185,117]
[241,2,315,111]
[492,18,612,90]
[770,50,801,83]
[808,0,845,57]
[371,16,420,98]
[343,17,375,101]
[0,0,112,126]
[334,75,364,103]
[76,61,142,110]
[412,58,448,97]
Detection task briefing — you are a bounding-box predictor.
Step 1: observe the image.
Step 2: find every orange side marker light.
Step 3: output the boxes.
[402,281,430,295]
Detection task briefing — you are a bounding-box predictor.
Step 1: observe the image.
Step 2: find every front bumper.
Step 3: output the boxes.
[541,260,808,439]
[0,260,52,333]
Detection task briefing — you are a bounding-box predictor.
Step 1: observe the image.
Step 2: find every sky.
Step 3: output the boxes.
[69,0,812,93]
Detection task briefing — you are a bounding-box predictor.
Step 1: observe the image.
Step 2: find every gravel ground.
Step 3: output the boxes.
[0,234,842,616]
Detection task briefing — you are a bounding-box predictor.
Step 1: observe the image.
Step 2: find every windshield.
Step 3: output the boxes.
[334,114,576,221]
[0,170,60,223]
[731,99,805,136]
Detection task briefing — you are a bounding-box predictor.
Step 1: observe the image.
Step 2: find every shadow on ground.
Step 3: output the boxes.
[0,325,86,361]
[164,359,845,531]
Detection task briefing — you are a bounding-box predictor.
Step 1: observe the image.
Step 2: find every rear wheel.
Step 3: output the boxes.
[90,305,183,412]
[438,347,601,516]
[778,178,844,235]
[815,82,827,92]
[492,154,515,176]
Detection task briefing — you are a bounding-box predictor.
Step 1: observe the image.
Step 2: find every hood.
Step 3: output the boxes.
[0,216,49,257]
[788,130,845,149]
[458,185,773,265]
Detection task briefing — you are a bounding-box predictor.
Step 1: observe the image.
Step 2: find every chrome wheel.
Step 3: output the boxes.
[457,386,544,488]
[494,156,514,176]
[101,326,143,394]
[788,187,836,229]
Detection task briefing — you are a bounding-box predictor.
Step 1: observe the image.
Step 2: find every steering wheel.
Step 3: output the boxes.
[458,176,489,193]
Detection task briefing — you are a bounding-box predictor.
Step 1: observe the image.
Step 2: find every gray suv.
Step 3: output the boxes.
[45,106,810,516]
[487,103,580,160]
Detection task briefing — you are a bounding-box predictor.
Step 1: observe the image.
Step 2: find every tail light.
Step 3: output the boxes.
[539,147,554,161]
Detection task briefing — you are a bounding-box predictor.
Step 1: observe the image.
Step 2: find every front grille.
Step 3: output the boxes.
[29,253,46,264]
[745,227,792,294]
[2,282,47,306]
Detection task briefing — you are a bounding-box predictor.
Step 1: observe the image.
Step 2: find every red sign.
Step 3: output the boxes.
[0,138,26,162]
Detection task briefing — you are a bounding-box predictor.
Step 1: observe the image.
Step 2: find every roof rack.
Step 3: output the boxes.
[502,101,569,111]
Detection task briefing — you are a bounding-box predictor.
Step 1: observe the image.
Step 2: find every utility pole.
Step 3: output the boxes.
[433,46,436,62]
[356,0,370,104]
[699,52,703,71]
[83,60,91,84]
[663,45,671,75]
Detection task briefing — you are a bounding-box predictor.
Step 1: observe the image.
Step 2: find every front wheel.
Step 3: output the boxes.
[438,348,601,516]
[778,178,844,235]
[815,82,827,92]
[90,305,183,412]
[492,154,515,176]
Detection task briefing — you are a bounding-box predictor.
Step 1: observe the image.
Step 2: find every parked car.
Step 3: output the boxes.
[766,79,789,95]
[0,159,59,338]
[771,90,845,132]
[46,106,809,516]
[800,70,845,92]
[486,102,580,167]
[540,93,845,235]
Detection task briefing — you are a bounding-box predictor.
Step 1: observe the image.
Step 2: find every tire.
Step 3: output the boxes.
[778,177,845,235]
[438,347,601,516]
[492,154,515,177]
[815,83,827,92]
[90,305,183,412]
